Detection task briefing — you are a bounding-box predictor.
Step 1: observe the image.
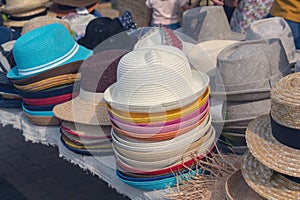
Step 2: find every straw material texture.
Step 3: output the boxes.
[25,113,60,126]
[246,114,300,177]
[14,73,80,91]
[271,72,300,129]
[241,151,300,200]
[0,0,49,15]
[225,169,265,200]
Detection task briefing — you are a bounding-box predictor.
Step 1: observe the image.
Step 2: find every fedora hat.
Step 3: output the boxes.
[21,16,72,35]
[0,27,20,45]
[225,169,266,200]
[241,151,300,199]
[0,0,49,15]
[210,39,291,101]
[51,0,98,8]
[49,3,97,18]
[77,17,125,50]
[246,17,300,65]
[246,73,300,178]
[53,49,129,125]
[0,40,16,73]
[7,23,92,79]
[104,45,209,113]
[177,6,245,42]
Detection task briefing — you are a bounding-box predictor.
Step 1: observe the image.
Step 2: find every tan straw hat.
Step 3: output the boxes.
[225,169,265,200]
[241,151,300,200]
[0,0,49,15]
[246,73,300,178]
[21,16,72,35]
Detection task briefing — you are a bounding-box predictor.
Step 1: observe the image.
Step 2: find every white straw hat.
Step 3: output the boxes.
[0,0,49,15]
[104,45,209,113]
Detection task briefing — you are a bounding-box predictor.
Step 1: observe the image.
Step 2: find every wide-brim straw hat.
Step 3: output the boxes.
[0,0,49,15]
[246,17,300,65]
[225,169,266,200]
[51,0,98,8]
[3,9,57,28]
[11,60,82,86]
[25,113,60,126]
[21,16,72,35]
[246,115,300,178]
[14,73,80,92]
[241,151,300,199]
[177,6,245,42]
[104,45,210,113]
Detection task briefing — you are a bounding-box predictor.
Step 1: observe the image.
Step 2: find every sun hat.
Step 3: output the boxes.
[51,0,98,8]
[23,92,78,106]
[10,60,82,86]
[0,0,49,15]
[49,3,98,18]
[221,131,246,147]
[177,6,245,42]
[14,73,80,92]
[241,151,300,199]
[21,16,72,35]
[0,40,16,73]
[53,49,129,125]
[0,27,19,45]
[225,169,265,200]
[22,103,54,117]
[246,17,300,65]
[104,45,210,113]
[210,39,291,101]
[246,73,300,178]
[23,103,56,112]
[77,17,125,50]
[25,113,59,126]
[61,133,112,149]
[7,23,93,79]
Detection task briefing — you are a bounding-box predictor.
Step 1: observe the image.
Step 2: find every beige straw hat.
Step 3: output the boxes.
[0,0,49,15]
[225,169,265,200]
[21,16,72,35]
[241,151,300,199]
[246,73,300,178]
[25,113,60,126]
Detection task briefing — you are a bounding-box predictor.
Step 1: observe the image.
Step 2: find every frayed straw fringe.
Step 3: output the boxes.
[165,143,241,199]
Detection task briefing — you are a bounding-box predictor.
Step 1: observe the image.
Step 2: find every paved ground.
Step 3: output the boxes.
[0,125,129,200]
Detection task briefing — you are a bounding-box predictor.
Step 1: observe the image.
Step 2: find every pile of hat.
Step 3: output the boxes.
[103,45,216,190]
[211,38,291,154]
[6,23,93,126]
[0,40,22,108]
[0,0,55,28]
[53,50,129,156]
[226,73,300,199]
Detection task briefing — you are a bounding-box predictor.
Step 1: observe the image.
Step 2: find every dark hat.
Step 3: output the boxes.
[0,26,20,45]
[51,0,98,8]
[78,17,125,50]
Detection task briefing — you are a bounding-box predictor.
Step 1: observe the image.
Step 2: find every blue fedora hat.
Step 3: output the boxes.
[0,26,20,45]
[7,23,93,79]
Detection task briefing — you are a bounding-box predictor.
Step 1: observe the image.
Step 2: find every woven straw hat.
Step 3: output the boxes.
[246,73,300,178]
[0,0,49,15]
[21,16,72,35]
[177,6,245,42]
[225,169,265,200]
[7,23,92,79]
[53,50,129,125]
[246,17,300,65]
[241,151,300,199]
[25,113,60,126]
[104,45,209,113]
[210,39,291,101]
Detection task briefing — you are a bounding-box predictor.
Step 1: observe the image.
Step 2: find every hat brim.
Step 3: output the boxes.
[25,113,60,126]
[51,0,98,7]
[7,44,92,79]
[246,114,300,178]
[225,169,265,200]
[53,96,111,126]
[0,0,49,15]
[241,151,300,199]
[104,70,209,113]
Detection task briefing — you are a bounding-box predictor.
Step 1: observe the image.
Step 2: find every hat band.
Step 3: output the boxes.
[270,114,300,149]
[18,43,79,76]
[279,173,300,184]
[7,9,47,21]
[79,88,104,103]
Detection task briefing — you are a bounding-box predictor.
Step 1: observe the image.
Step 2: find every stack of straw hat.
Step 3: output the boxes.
[226,72,300,199]
[103,45,216,190]
[0,0,56,27]
[211,38,291,154]
[0,40,22,108]
[6,23,93,126]
[53,50,129,156]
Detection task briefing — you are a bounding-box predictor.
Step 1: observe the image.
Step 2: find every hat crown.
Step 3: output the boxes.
[246,17,295,62]
[13,23,76,76]
[6,0,43,6]
[112,45,200,106]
